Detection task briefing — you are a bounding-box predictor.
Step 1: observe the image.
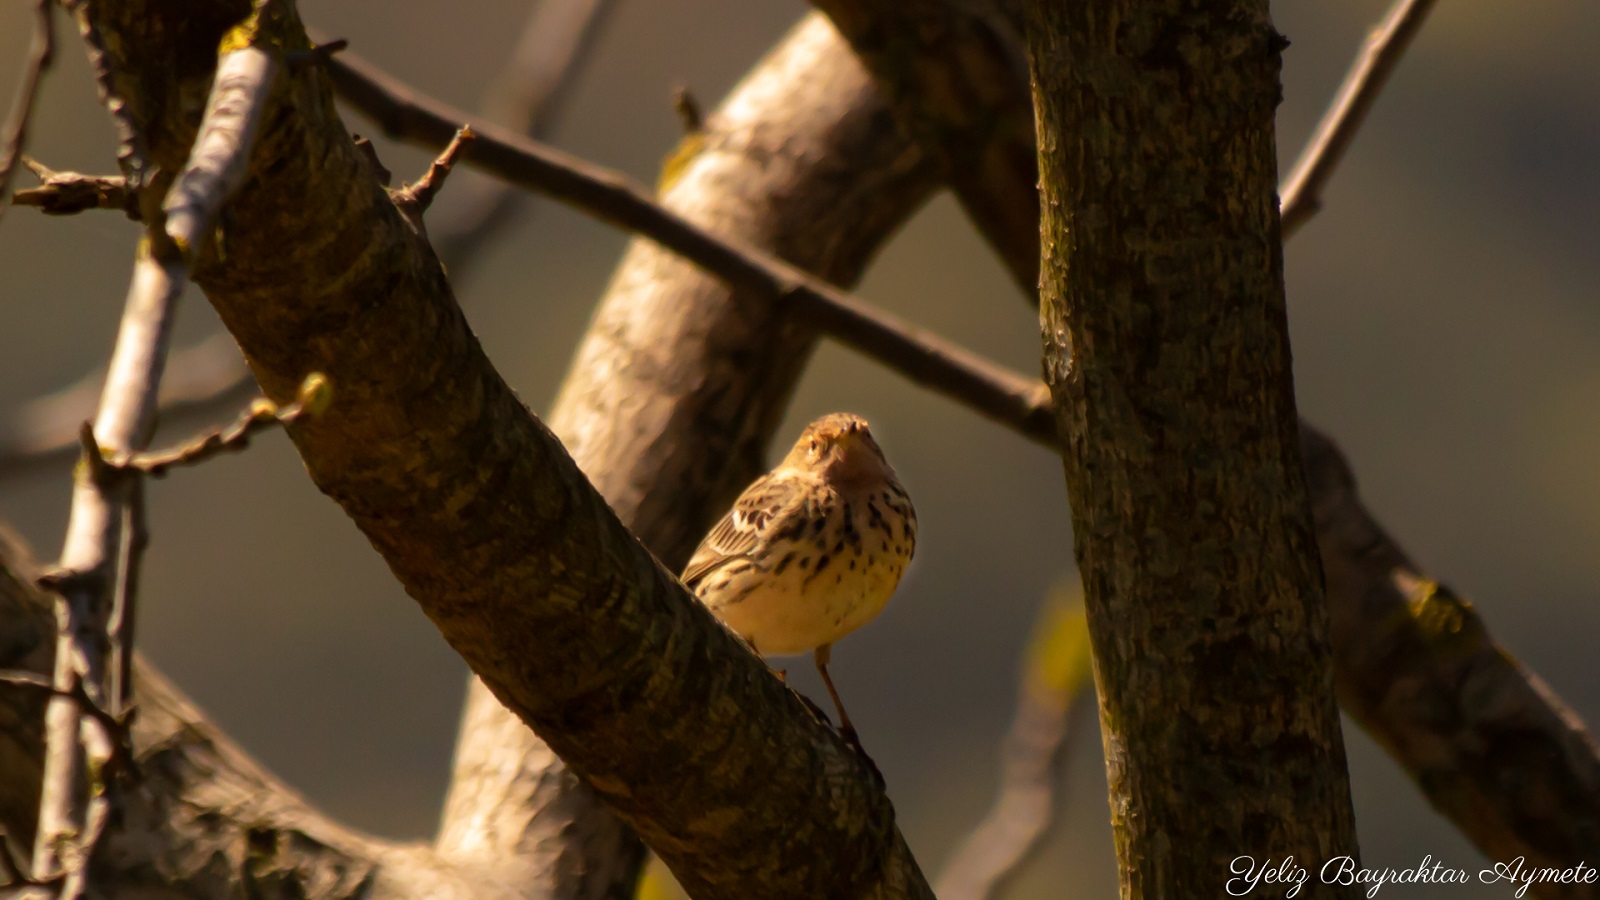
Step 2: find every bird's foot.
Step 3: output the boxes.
[840,725,885,788]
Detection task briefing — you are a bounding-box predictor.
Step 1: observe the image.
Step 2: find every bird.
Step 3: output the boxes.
[681,412,916,750]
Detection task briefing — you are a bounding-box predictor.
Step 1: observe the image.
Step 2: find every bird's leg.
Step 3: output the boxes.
[814,644,860,751]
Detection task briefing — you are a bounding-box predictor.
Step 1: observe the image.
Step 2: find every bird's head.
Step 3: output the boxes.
[781,412,892,484]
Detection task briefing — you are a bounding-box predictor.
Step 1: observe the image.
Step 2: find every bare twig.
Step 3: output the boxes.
[0,668,137,781]
[937,591,1093,900]
[1278,0,1438,237]
[394,127,477,225]
[117,373,329,477]
[325,46,1056,444]
[0,826,48,890]
[106,477,145,714]
[30,35,277,890]
[0,0,55,224]
[671,85,702,134]
[427,0,619,265]
[0,333,256,479]
[11,159,134,217]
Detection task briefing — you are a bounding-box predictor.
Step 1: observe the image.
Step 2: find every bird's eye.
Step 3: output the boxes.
[808,439,818,453]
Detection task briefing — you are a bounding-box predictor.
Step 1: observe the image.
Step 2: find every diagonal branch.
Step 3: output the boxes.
[1279,0,1438,237]
[0,0,55,224]
[323,43,1054,444]
[84,3,934,897]
[434,15,940,898]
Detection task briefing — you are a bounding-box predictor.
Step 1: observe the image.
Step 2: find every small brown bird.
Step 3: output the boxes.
[682,412,916,748]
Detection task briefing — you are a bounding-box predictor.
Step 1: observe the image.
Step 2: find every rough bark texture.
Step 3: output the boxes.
[806,0,1039,293]
[1024,2,1361,895]
[65,2,934,898]
[434,14,938,896]
[5,0,1595,896]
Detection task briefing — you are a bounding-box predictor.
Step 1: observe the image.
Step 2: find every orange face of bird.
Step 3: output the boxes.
[782,413,890,482]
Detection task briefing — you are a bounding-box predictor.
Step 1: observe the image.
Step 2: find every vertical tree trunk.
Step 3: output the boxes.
[1023,2,1361,896]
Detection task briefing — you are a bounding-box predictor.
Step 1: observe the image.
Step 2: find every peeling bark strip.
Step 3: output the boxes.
[1024,3,1361,896]
[72,1,931,898]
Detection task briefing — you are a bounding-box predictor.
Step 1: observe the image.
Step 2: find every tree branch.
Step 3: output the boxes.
[1279,0,1437,237]
[1027,3,1361,891]
[803,0,1037,294]
[0,332,256,480]
[10,160,134,217]
[798,0,1599,879]
[31,23,277,889]
[0,0,55,223]
[322,41,1055,444]
[81,3,935,897]
[435,15,941,898]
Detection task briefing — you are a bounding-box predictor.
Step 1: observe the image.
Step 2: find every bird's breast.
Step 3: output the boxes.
[702,483,915,656]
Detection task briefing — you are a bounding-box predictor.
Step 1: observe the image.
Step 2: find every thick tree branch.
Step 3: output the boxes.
[1279,0,1438,238]
[801,0,1598,881]
[1026,3,1361,893]
[78,3,933,897]
[436,15,940,898]
[804,0,1037,293]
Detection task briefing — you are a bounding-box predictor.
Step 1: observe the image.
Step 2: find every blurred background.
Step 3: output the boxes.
[3,1,1599,896]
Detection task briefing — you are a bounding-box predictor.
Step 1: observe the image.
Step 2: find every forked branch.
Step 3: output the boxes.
[29,25,278,892]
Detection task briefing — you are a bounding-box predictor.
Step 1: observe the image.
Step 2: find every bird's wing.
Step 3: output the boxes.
[681,473,794,589]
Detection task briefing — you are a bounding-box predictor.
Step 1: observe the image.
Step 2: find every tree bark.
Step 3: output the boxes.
[63,2,934,897]
[1024,2,1361,895]
[805,0,1038,293]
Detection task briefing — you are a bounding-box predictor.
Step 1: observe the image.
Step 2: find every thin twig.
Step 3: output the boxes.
[0,825,50,890]
[116,373,329,477]
[30,36,278,891]
[0,0,55,224]
[1278,0,1438,237]
[671,85,702,134]
[0,333,256,479]
[394,126,477,225]
[426,0,619,266]
[11,159,134,217]
[107,477,145,714]
[324,46,1057,444]
[0,668,137,780]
